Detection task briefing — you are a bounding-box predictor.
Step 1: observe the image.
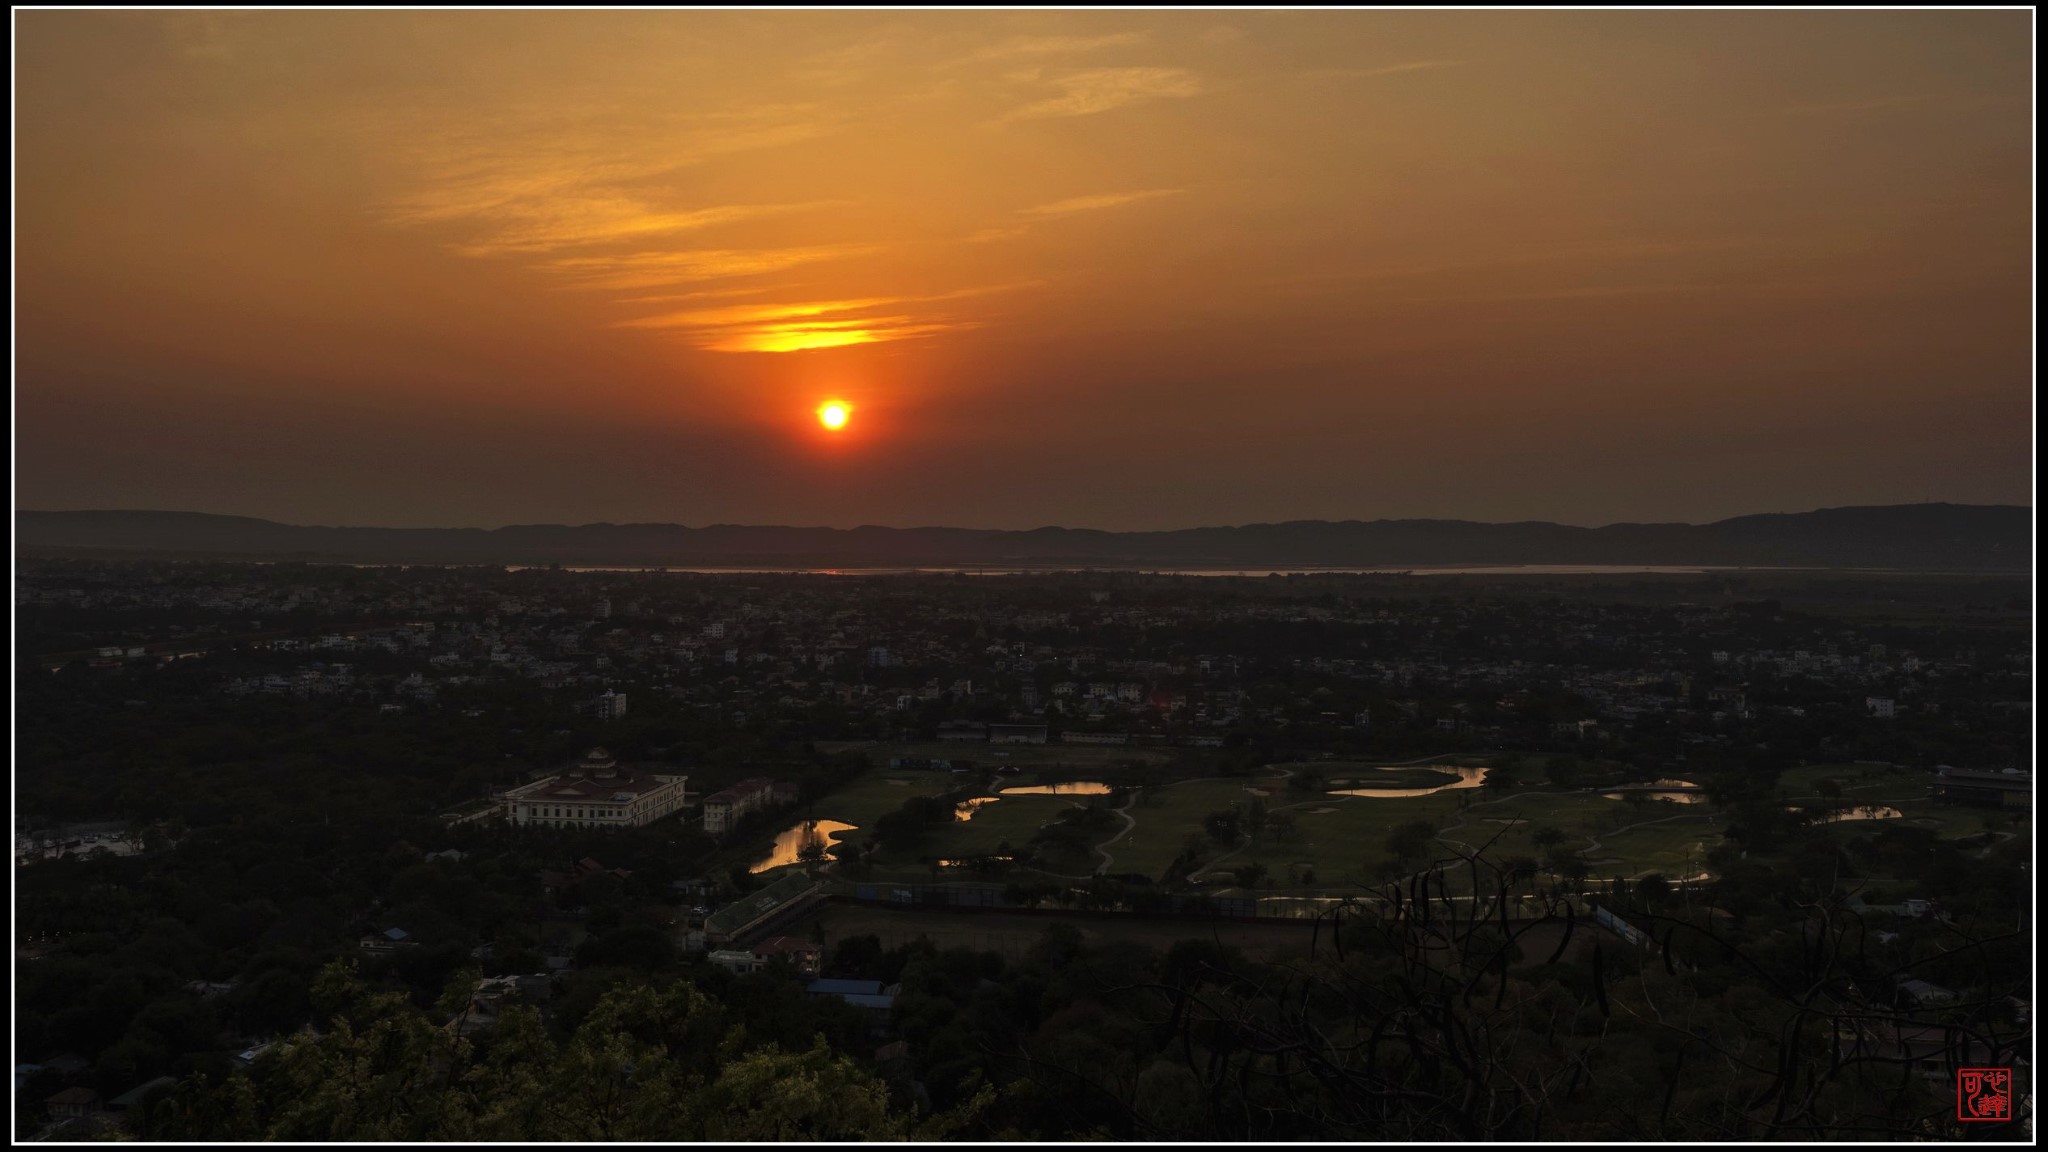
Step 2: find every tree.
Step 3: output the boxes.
[1232,862,1268,890]
[1202,810,1241,847]
[1384,820,1437,865]
[1637,873,1672,908]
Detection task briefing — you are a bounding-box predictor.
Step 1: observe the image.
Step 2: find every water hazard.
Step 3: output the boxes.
[1328,765,1489,798]
[749,819,858,873]
[1796,804,1904,824]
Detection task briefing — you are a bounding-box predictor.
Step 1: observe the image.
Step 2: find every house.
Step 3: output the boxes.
[359,927,419,953]
[107,1076,178,1114]
[708,949,767,974]
[805,978,900,1023]
[45,1087,101,1120]
[1897,978,1959,1008]
[448,974,553,1035]
[750,935,822,976]
[701,777,780,834]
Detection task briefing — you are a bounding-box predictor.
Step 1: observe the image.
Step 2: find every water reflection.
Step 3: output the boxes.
[749,819,858,873]
[1796,804,1904,824]
[1603,790,1708,805]
[954,797,998,821]
[998,782,1113,796]
[1329,765,1488,798]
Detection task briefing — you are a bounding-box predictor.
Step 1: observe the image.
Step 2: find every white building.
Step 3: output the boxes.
[1866,697,1896,719]
[500,748,687,830]
[594,690,628,721]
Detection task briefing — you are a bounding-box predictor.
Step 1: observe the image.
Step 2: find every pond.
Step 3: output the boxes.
[998,782,1113,796]
[1328,765,1489,798]
[1603,790,1709,805]
[953,797,999,821]
[1797,804,1904,824]
[749,819,858,873]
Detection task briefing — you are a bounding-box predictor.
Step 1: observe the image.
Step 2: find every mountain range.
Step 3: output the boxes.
[13,505,2030,571]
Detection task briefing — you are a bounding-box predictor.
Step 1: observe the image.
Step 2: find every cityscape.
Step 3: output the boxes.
[12,7,2033,1145]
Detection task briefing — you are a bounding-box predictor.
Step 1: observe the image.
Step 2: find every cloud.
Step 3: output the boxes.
[1019,188,1183,217]
[1000,66,1201,122]
[445,200,832,258]
[952,33,1150,65]
[379,104,839,247]
[545,245,883,290]
[616,297,904,331]
[614,284,1032,352]
[1306,60,1462,80]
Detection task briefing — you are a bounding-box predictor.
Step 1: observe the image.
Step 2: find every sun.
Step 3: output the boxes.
[816,400,851,430]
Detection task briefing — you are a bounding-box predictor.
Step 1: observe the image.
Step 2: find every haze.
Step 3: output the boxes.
[14,10,2032,530]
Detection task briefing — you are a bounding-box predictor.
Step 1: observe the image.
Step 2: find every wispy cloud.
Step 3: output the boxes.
[951,33,1151,66]
[441,200,832,258]
[617,297,904,331]
[615,284,1033,353]
[1020,188,1183,217]
[1000,66,1201,122]
[1306,60,1462,80]
[545,245,883,291]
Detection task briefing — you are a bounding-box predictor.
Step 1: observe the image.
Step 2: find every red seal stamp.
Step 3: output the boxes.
[1957,1067,2012,1122]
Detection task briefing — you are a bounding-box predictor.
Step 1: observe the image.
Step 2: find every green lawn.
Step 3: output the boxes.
[1112,776,1286,878]
[869,793,1079,867]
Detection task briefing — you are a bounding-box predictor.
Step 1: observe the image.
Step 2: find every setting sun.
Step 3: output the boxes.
[817,401,851,430]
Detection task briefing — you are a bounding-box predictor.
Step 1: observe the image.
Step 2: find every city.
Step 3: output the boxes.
[13,559,2032,1139]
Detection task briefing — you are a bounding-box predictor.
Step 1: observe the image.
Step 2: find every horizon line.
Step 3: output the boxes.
[15,500,2026,537]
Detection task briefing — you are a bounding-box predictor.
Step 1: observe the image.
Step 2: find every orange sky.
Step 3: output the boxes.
[14,10,2033,529]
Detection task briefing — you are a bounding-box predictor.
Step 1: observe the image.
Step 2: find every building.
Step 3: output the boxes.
[594,690,628,721]
[1897,978,1959,1009]
[805,978,899,1029]
[1932,767,2031,810]
[705,937,819,976]
[1061,731,1127,745]
[45,1087,101,1121]
[936,721,987,742]
[500,747,689,830]
[751,935,823,975]
[703,872,827,945]
[989,723,1049,745]
[1866,697,1895,719]
[108,1076,178,1122]
[701,777,779,834]
[707,949,767,974]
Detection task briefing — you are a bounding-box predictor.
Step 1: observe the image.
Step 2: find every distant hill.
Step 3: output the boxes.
[13,504,2031,571]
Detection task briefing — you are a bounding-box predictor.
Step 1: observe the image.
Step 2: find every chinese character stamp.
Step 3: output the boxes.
[1957,1067,2012,1123]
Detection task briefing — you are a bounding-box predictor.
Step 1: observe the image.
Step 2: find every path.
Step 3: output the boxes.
[1092,792,1140,874]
